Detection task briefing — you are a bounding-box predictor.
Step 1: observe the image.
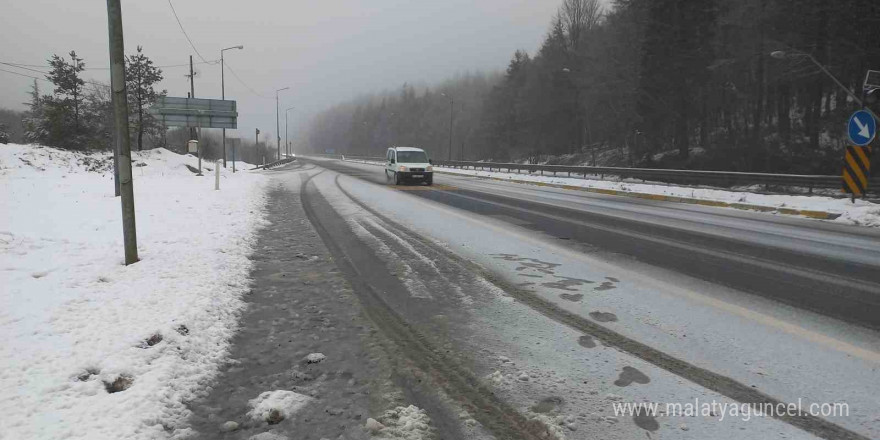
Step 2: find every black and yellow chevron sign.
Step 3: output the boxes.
[842,145,872,196]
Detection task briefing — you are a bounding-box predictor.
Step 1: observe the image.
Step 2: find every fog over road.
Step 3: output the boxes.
[255,157,880,440]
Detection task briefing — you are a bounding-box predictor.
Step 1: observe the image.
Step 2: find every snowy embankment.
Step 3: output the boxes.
[431,167,880,226]
[337,156,880,226]
[0,144,269,439]
[431,166,880,227]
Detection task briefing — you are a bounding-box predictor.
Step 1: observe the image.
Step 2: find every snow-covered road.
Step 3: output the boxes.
[299,157,880,440]
[3,145,877,440]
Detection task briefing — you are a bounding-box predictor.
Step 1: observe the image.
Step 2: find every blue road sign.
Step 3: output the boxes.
[848,110,876,146]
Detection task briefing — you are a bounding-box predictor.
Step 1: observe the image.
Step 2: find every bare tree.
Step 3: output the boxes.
[559,0,603,51]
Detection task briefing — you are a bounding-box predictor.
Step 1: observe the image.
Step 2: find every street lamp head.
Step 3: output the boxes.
[235,45,244,50]
[770,51,787,59]
[277,87,290,92]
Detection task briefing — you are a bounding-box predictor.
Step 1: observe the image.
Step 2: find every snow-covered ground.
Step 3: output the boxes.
[338,157,880,227]
[311,167,880,439]
[0,144,270,439]
[433,167,880,226]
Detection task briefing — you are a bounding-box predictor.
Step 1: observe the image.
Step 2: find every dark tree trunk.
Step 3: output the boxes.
[777,83,790,143]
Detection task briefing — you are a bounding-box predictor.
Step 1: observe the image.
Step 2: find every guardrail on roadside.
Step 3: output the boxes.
[310,154,878,194]
[252,157,296,170]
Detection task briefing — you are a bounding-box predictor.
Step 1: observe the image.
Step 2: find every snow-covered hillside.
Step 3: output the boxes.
[0,144,270,439]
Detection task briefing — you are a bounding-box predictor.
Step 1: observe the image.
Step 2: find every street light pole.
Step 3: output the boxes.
[275,87,289,161]
[220,45,244,169]
[770,50,879,122]
[441,92,453,160]
[285,107,294,158]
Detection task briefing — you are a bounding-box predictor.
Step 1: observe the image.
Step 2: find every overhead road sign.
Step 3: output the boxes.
[864,70,880,91]
[848,110,876,146]
[149,97,238,129]
[842,146,872,198]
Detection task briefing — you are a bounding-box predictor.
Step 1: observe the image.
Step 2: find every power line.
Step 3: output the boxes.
[0,63,110,89]
[166,0,215,65]
[0,62,49,75]
[1,59,219,71]
[0,67,49,82]
[224,61,272,99]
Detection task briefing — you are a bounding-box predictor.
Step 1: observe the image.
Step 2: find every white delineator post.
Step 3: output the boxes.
[215,160,221,190]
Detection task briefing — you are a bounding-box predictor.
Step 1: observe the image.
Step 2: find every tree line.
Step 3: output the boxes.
[18,48,165,151]
[2,48,268,165]
[308,0,880,174]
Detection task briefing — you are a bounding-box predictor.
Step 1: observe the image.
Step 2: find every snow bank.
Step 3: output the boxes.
[247,390,313,424]
[0,144,270,439]
[368,405,435,440]
[434,166,880,226]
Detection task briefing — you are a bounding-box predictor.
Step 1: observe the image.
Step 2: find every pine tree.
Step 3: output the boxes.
[22,80,46,144]
[42,51,86,148]
[125,46,165,151]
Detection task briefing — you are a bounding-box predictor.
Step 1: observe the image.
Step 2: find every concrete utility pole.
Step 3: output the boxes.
[276,87,289,160]
[441,92,454,160]
[188,55,196,143]
[255,128,260,164]
[220,45,243,168]
[106,0,138,265]
[285,106,294,158]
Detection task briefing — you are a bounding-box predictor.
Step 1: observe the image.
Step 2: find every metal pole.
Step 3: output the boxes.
[285,109,288,158]
[276,92,280,160]
[221,50,226,168]
[448,96,453,160]
[215,160,220,190]
[189,55,195,142]
[232,138,236,173]
[106,0,138,265]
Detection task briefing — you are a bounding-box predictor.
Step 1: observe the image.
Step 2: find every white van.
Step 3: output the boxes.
[384,147,434,185]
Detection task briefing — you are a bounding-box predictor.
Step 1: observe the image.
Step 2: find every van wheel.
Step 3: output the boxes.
[425,177,433,186]
[394,172,401,185]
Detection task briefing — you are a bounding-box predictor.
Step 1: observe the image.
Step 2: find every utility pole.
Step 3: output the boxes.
[285,106,294,158]
[220,45,243,169]
[106,0,138,265]
[441,93,454,161]
[187,55,196,143]
[275,87,289,161]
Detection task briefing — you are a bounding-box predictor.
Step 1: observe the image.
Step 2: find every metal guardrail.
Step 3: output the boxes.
[252,157,296,170]
[433,160,880,193]
[311,154,877,194]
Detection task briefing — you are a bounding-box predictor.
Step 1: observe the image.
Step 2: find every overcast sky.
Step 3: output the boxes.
[1,0,565,146]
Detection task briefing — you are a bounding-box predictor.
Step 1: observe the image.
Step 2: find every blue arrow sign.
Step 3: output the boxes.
[848,110,876,146]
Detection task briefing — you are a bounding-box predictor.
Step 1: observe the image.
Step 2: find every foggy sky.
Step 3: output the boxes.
[1,0,564,147]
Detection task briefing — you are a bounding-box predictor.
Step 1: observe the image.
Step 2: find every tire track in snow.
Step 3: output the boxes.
[328,170,871,440]
[300,171,559,440]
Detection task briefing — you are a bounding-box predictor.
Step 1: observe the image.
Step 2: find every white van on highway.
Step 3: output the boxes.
[384,147,434,185]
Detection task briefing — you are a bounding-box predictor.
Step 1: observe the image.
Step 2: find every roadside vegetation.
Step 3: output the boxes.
[308,0,880,174]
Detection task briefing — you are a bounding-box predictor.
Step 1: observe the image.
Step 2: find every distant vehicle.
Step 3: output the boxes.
[384,147,433,185]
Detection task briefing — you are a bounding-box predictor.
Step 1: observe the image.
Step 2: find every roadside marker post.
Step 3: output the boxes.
[843,110,876,202]
[215,160,221,190]
[842,146,872,202]
[848,110,876,146]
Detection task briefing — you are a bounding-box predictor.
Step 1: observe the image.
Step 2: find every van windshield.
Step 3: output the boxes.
[397,151,428,163]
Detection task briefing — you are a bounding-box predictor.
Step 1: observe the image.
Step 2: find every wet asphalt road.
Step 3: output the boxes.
[301,158,880,329]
